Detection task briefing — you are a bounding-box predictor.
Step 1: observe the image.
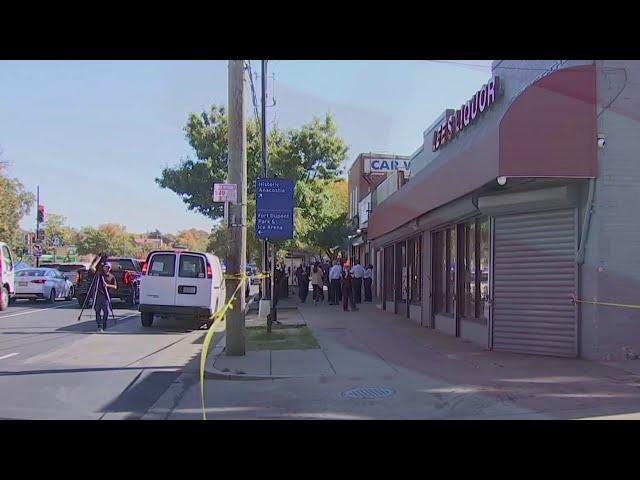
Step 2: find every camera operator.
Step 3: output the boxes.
[89,254,117,332]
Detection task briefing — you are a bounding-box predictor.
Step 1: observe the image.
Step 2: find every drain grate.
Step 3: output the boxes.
[342,387,396,399]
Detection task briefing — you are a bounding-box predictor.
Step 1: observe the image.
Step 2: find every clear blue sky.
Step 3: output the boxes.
[0,60,492,234]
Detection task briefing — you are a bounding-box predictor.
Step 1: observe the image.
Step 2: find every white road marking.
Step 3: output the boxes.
[0,352,19,360]
[0,302,73,319]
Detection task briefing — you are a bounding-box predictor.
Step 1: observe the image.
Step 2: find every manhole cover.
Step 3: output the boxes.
[342,387,396,399]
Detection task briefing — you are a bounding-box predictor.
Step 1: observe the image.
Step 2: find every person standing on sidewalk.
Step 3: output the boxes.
[310,262,324,306]
[328,260,342,305]
[297,264,310,303]
[363,264,373,302]
[340,267,358,312]
[350,260,364,304]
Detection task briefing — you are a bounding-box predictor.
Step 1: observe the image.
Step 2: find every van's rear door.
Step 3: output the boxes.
[141,252,177,305]
[175,253,211,309]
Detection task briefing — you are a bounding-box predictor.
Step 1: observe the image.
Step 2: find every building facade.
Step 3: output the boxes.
[368,60,640,361]
[347,153,410,274]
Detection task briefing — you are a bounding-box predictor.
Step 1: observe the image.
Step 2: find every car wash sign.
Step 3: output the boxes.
[365,158,411,174]
[432,76,501,152]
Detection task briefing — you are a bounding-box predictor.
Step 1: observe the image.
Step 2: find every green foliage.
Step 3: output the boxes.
[43,213,75,249]
[157,104,349,260]
[76,224,136,256]
[176,228,209,252]
[0,163,35,249]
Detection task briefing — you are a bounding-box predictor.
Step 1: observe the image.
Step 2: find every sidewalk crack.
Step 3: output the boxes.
[320,347,337,375]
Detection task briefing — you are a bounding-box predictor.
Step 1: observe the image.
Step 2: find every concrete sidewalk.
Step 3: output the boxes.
[207,299,334,379]
[296,300,640,419]
[147,297,640,419]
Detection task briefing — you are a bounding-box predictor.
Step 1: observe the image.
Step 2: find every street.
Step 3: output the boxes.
[0,299,222,420]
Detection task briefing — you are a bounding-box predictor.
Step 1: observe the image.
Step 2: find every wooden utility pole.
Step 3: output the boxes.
[225,60,247,356]
[261,59,270,302]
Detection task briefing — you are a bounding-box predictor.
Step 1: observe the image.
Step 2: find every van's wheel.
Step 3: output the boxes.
[47,289,56,304]
[77,295,86,308]
[141,312,154,327]
[0,286,9,311]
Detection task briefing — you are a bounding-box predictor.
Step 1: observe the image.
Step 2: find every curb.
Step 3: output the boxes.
[204,340,324,381]
[204,348,323,381]
[204,366,312,381]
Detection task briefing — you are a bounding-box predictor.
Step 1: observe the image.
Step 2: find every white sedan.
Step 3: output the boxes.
[14,268,75,303]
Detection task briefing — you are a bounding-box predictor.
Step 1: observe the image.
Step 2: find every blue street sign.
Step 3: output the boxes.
[255,178,294,240]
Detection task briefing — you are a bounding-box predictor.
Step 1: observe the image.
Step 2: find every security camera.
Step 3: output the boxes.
[597,137,606,148]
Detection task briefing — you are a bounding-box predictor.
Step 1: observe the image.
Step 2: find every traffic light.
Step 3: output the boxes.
[37,205,45,223]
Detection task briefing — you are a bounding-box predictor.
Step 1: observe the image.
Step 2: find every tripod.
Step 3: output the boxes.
[77,271,116,327]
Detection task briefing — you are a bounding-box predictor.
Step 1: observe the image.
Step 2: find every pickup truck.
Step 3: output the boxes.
[75,257,142,308]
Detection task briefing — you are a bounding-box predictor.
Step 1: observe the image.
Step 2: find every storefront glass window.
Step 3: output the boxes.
[461,222,476,320]
[408,235,422,305]
[384,245,394,302]
[479,218,489,322]
[433,231,445,314]
[398,241,407,303]
[457,218,489,323]
[446,226,456,314]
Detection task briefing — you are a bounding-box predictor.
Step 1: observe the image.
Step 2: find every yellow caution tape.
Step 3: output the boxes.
[199,271,271,420]
[571,295,640,310]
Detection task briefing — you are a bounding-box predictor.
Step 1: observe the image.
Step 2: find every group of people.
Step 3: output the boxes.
[294,259,373,312]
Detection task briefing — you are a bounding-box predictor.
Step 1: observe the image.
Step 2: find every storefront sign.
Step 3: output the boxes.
[432,76,501,152]
[366,158,411,173]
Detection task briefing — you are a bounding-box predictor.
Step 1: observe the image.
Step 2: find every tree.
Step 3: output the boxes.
[303,180,350,259]
[207,223,231,259]
[43,213,75,249]
[156,105,349,259]
[0,160,35,249]
[207,223,262,264]
[76,224,135,256]
[176,228,209,251]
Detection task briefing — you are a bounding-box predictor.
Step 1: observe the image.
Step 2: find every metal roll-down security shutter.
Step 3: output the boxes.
[492,209,578,357]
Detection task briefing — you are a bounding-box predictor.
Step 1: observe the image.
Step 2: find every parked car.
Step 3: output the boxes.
[139,250,226,328]
[45,263,89,288]
[14,268,74,302]
[0,242,16,310]
[75,257,142,308]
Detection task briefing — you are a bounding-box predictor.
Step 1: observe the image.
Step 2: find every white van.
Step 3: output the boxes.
[0,242,16,310]
[139,250,225,328]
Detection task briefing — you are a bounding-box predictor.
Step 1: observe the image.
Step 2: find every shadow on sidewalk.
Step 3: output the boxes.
[296,301,640,419]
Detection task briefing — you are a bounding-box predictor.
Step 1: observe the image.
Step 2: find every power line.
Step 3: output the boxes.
[245,61,262,130]
[425,60,561,72]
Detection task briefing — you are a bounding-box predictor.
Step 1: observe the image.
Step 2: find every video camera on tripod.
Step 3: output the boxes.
[77,252,116,323]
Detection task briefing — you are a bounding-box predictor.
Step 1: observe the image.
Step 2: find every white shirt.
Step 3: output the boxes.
[351,264,365,278]
[363,267,373,279]
[329,265,342,280]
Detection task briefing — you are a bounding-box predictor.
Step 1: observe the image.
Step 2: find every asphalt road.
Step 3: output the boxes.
[0,297,227,420]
